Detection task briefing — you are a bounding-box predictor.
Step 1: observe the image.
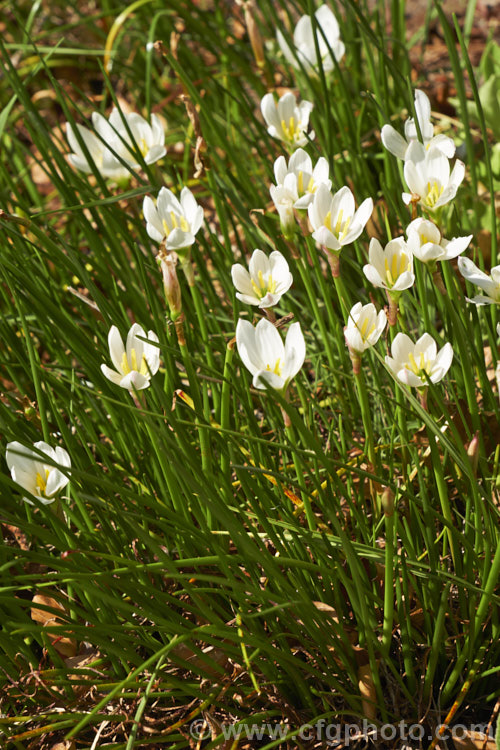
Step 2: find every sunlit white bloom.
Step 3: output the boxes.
[261,92,314,148]
[236,318,305,391]
[6,441,71,505]
[143,187,203,252]
[231,249,293,308]
[344,302,387,355]
[101,324,160,391]
[308,184,373,253]
[363,237,414,293]
[385,332,453,387]
[381,89,455,160]
[402,142,465,212]
[276,4,345,74]
[406,218,472,264]
[66,107,165,179]
[457,257,500,305]
[271,148,331,211]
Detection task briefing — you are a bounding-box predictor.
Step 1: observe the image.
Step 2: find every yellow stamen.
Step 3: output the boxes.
[250,272,277,298]
[139,138,148,156]
[35,468,50,493]
[280,116,299,142]
[384,257,393,286]
[425,181,444,208]
[162,213,189,236]
[266,358,282,376]
[334,209,344,236]
[408,351,429,376]
[121,349,149,376]
[297,171,304,195]
[324,210,332,232]
[358,317,376,341]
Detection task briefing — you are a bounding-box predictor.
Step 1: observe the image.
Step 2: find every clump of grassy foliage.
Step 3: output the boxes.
[0,1,499,748]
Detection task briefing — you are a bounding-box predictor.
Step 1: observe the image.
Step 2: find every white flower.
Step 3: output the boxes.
[101,323,160,391]
[276,4,345,74]
[381,89,455,160]
[308,183,373,253]
[271,148,331,210]
[406,218,472,264]
[236,318,305,391]
[6,441,71,505]
[363,237,414,293]
[66,107,165,179]
[457,257,500,305]
[143,186,204,252]
[231,249,293,308]
[385,332,453,387]
[402,142,465,212]
[261,92,315,148]
[344,302,387,355]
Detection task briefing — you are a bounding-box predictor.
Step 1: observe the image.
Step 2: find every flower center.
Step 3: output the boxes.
[384,252,408,287]
[162,212,189,236]
[324,209,352,240]
[357,316,376,342]
[280,116,301,143]
[121,349,149,376]
[407,351,430,378]
[297,171,315,197]
[35,468,50,494]
[266,358,282,376]
[251,270,277,298]
[424,181,444,208]
[139,137,148,157]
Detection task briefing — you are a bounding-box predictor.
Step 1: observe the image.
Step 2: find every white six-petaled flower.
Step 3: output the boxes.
[276,4,345,75]
[363,237,415,294]
[308,184,373,253]
[381,89,455,161]
[143,186,204,253]
[231,249,293,308]
[457,257,500,305]
[236,318,305,392]
[66,107,166,180]
[344,302,387,355]
[406,218,472,264]
[402,142,465,212]
[261,92,315,149]
[101,324,160,391]
[6,441,71,505]
[385,332,453,388]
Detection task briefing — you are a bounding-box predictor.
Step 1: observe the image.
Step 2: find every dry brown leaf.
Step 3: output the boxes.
[452,729,496,750]
[31,594,77,658]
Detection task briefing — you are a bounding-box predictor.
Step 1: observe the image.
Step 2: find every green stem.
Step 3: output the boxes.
[381,507,396,656]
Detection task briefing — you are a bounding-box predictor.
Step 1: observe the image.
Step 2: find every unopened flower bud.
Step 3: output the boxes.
[243,0,265,69]
[466,432,480,476]
[381,486,395,517]
[160,251,182,320]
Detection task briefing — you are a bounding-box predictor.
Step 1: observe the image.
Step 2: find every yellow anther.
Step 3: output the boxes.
[281,116,299,142]
[35,469,50,493]
[307,176,316,193]
[258,269,266,290]
[384,257,394,286]
[297,171,304,195]
[334,209,344,236]
[324,210,332,232]
[266,358,282,376]
[425,180,444,208]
